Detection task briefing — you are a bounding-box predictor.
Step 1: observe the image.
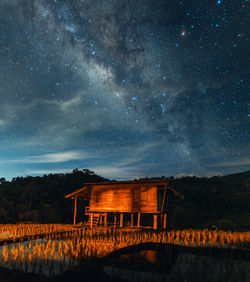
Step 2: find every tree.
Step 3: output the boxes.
[0,177,6,184]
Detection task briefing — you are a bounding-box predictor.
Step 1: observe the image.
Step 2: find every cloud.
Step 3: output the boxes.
[26,168,73,175]
[5,151,93,164]
[208,158,250,168]
[89,166,139,180]
[0,119,6,127]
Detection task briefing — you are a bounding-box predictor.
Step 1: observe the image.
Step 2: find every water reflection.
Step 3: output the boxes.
[0,237,249,281]
[104,248,249,282]
[0,240,77,276]
[107,247,179,274]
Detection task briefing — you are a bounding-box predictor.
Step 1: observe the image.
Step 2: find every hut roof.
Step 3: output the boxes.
[65,180,177,199]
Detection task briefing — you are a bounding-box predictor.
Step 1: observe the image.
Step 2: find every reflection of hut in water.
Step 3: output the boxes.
[65,181,178,229]
[108,245,180,274]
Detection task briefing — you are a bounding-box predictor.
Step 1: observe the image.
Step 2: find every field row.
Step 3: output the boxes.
[0,230,249,275]
[0,225,249,277]
[0,224,249,249]
[0,224,74,240]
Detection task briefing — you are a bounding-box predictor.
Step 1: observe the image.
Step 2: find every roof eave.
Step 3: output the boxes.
[64,186,89,198]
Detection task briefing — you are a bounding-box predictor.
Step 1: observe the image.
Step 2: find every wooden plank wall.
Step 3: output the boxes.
[89,184,158,213]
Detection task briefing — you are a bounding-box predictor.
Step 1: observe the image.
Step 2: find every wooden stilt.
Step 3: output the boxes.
[104,212,107,227]
[131,213,134,227]
[73,196,78,225]
[163,213,167,229]
[161,183,167,214]
[153,214,158,230]
[90,212,93,228]
[120,213,124,228]
[160,183,167,228]
[137,213,141,228]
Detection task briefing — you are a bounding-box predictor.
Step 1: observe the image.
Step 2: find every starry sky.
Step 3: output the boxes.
[0,0,249,180]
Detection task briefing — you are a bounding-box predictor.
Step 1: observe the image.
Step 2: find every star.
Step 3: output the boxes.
[0,0,248,180]
[181,30,186,36]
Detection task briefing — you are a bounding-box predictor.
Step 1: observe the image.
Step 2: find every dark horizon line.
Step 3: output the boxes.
[1,168,249,183]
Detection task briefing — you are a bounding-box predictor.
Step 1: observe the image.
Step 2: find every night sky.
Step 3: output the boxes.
[0,0,249,180]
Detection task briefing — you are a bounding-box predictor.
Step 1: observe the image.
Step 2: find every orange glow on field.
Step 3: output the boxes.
[0,224,249,274]
[0,224,73,240]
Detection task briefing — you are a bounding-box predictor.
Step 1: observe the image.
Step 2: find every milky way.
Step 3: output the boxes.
[0,0,249,180]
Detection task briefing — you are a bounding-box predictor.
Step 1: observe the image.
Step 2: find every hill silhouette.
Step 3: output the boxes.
[0,169,249,230]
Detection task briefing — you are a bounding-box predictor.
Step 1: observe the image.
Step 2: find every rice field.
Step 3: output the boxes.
[0,224,74,241]
[0,224,249,280]
[1,224,249,248]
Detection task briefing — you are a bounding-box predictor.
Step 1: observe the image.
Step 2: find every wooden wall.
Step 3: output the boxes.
[89,184,158,213]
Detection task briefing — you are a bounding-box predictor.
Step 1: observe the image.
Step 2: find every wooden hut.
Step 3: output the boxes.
[65,181,178,229]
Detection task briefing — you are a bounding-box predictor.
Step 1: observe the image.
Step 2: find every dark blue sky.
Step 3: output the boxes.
[0,0,249,180]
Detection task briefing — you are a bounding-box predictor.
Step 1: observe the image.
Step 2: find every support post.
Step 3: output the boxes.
[73,196,78,225]
[163,213,167,229]
[161,183,167,227]
[153,214,158,230]
[131,213,134,227]
[120,213,124,228]
[161,183,167,213]
[104,213,107,227]
[137,213,141,228]
[90,212,93,228]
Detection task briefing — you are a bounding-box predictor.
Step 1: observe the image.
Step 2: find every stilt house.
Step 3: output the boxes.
[65,181,178,229]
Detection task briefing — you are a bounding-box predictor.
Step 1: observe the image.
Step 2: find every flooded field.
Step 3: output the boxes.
[0,224,249,281]
[104,249,250,282]
[0,240,77,276]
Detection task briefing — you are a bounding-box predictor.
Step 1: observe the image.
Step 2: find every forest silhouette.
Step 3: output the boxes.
[0,169,249,230]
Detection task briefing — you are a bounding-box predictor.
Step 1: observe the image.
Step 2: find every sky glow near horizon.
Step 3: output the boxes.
[0,0,249,180]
